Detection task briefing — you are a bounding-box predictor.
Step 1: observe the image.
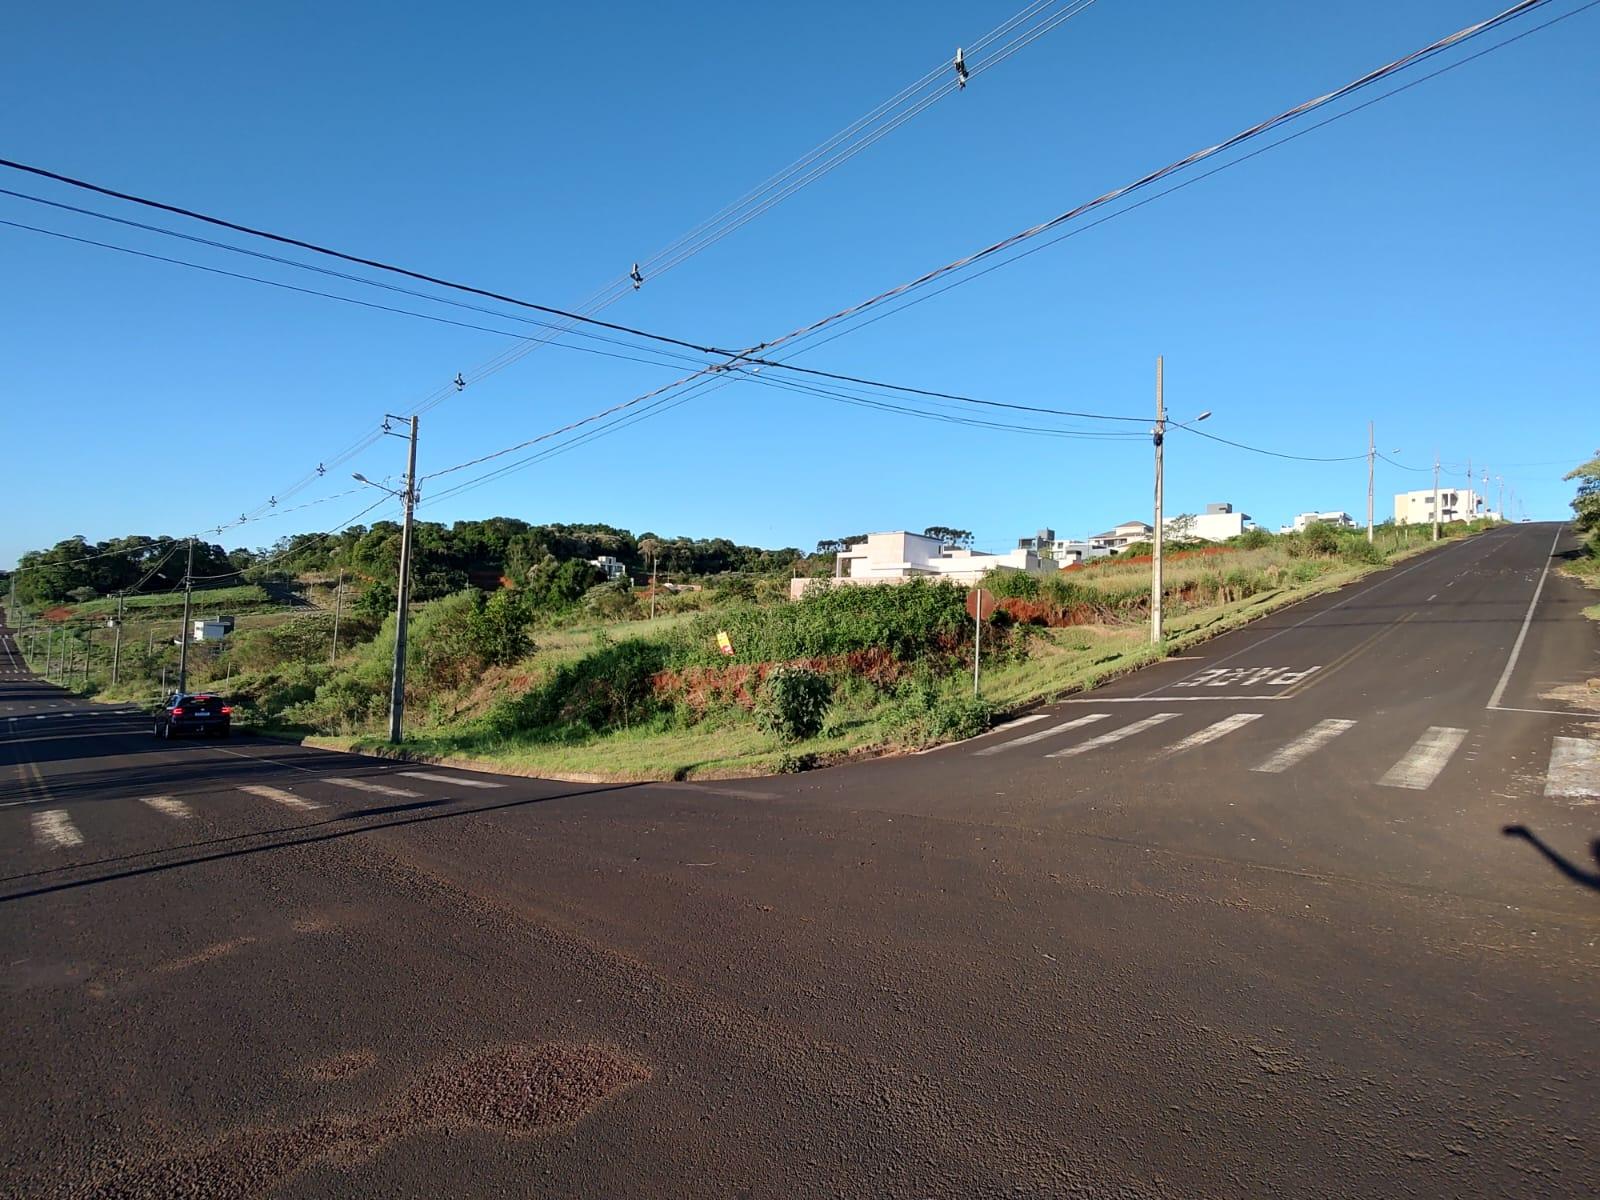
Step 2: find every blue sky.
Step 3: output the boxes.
[2,0,1595,568]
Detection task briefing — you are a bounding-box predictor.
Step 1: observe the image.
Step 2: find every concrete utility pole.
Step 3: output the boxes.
[111,594,124,686]
[1151,356,1166,645]
[330,571,344,665]
[1431,453,1441,542]
[388,416,420,744]
[177,538,195,694]
[649,556,658,622]
[81,633,90,687]
[1497,475,1505,522]
[1465,456,1473,520]
[1366,421,1376,544]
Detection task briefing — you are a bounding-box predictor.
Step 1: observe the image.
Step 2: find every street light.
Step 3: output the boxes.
[1151,357,1211,645]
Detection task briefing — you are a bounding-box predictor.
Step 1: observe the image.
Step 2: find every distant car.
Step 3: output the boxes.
[153,692,232,739]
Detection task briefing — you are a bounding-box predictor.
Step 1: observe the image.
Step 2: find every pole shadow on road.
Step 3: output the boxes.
[0,782,642,904]
[1502,825,1600,894]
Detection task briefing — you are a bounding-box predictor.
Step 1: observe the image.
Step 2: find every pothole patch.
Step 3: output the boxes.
[74,1043,649,1198]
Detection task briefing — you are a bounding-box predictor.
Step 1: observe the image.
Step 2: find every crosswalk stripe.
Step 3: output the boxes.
[1047,712,1181,759]
[140,796,194,819]
[1378,726,1468,790]
[32,809,83,848]
[398,770,505,789]
[324,777,422,799]
[974,713,1109,756]
[1163,712,1263,755]
[1252,719,1358,774]
[1544,737,1600,801]
[238,784,323,811]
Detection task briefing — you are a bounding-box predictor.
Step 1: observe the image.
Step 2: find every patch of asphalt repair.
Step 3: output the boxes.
[67,1042,649,1199]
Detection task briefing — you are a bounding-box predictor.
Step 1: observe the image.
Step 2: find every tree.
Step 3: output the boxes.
[1566,450,1600,534]
[923,526,974,549]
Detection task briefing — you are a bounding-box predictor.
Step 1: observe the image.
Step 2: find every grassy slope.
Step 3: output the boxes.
[315,533,1468,782]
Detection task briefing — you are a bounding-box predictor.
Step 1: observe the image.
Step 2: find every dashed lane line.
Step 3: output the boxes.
[1378,726,1468,790]
[323,777,422,799]
[1047,713,1181,759]
[974,713,1109,756]
[238,784,323,811]
[31,809,83,848]
[1163,712,1263,756]
[1251,719,1358,774]
[398,770,505,789]
[140,796,194,819]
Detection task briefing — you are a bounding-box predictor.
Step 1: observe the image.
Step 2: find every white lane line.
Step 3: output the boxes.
[238,784,323,811]
[398,770,505,789]
[1378,727,1468,790]
[1163,712,1263,755]
[140,795,194,819]
[32,809,83,848]
[1251,719,1358,774]
[324,777,422,798]
[974,713,1109,756]
[1544,737,1600,802]
[1487,523,1564,710]
[1047,713,1180,759]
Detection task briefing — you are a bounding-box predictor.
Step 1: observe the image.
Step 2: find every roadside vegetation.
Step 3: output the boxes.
[4,515,1494,778]
[1561,449,1600,621]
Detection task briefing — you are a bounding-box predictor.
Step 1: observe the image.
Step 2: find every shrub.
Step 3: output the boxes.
[755,666,833,742]
[881,670,993,747]
[1234,527,1273,550]
[1338,536,1383,565]
[487,638,668,737]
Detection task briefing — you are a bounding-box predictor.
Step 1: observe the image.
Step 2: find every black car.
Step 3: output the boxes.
[153,692,233,739]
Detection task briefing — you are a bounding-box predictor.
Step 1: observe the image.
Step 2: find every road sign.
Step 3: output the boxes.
[965,587,996,622]
[716,630,735,657]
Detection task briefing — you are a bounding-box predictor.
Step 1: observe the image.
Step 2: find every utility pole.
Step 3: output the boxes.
[389,416,419,744]
[111,594,124,686]
[1431,453,1441,542]
[177,538,195,694]
[1366,421,1376,544]
[649,556,658,621]
[1151,356,1166,645]
[1465,456,1473,521]
[330,570,344,665]
[1497,475,1505,522]
[81,632,90,687]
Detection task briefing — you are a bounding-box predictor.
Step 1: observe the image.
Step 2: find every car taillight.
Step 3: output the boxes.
[172,707,185,716]
[220,706,233,715]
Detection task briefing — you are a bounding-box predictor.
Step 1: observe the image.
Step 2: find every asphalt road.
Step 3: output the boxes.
[2,520,1596,1199]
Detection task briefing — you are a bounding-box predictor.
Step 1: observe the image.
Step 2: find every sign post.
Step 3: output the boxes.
[966,587,996,699]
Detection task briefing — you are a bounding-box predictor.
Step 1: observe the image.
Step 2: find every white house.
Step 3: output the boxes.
[1278,510,1356,534]
[589,555,628,582]
[1090,520,1154,555]
[1168,502,1257,543]
[792,531,1053,598]
[1395,488,1486,526]
[1015,527,1110,565]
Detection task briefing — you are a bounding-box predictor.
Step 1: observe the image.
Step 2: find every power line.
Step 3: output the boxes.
[1174,424,1367,463]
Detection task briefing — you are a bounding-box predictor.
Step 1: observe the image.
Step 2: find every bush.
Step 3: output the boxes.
[881,670,993,747]
[487,638,668,737]
[1234,527,1273,550]
[1338,536,1383,565]
[755,666,833,742]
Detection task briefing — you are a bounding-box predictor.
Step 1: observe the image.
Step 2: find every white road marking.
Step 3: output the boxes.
[1163,712,1263,755]
[140,795,194,819]
[238,784,323,811]
[1544,737,1600,802]
[1378,726,1468,790]
[1251,719,1358,774]
[1487,523,1564,710]
[1047,712,1181,758]
[398,770,505,789]
[32,809,83,848]
[324,777,422,798]
[974,713,1109,755]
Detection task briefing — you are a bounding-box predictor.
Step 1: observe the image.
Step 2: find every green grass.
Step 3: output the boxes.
[67,584,273,616]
